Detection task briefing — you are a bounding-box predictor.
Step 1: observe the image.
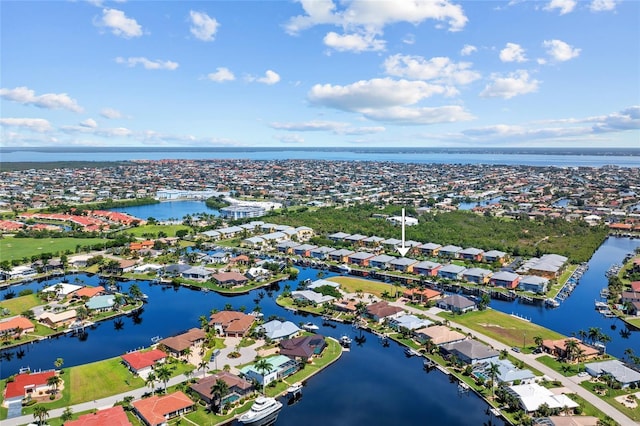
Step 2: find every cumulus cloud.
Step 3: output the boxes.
[323,31,385,52]
[544,0,577,14]
[96,8,143,38]
[543,39,581,62]
[499,43,527,62]
[0,86,83,113]
[383,54,481,86]
[590,0,618,11]
[207,67,235,82]
[460,44,477,56]
[100,107,123,119]
[79,118,98,128]
[0,118,53,132]
[480,70,539,99]
[246,70,281,85]
[115,56,179,70]
[275,134,305,144]
[285,0,468,34]
[363,105,475,125]
[270,120,385,135]
[189,11,219,41]
[590,106,640,132]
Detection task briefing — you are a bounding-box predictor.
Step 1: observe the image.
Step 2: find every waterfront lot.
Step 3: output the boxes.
[327,276,396,298]
[0,293,41,316]
[439,309,565,351]
[0,237,105,263]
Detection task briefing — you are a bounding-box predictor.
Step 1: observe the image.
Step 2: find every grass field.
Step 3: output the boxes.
[69,357,144,404]
[439,309,565,350]
[0,294,42,316]
[116,224,189,238]
[0,237,106,263]
[327,276,397,298]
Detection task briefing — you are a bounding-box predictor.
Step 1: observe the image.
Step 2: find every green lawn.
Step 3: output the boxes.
[327,276,397,298]
[69,357,145,404]
[439,309,565,350]
[0,294,43,316]
[536,355,585,376]
[116,224,189,238]
[0,237,107,262]
[581,380,640,421]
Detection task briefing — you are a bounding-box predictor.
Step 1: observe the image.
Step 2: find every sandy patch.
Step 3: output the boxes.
[615,392,639,409]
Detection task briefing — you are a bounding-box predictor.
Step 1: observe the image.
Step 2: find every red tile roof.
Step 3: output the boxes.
[5,371,56,398]
[65,405,132,426]
[121,349,167,371]
[209,311,255,335]
[132,391,194,426]
[73,286,105,299]
[0,316,35,333]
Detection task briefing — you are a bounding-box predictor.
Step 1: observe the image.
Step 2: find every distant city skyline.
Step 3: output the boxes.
[1,0,639,148]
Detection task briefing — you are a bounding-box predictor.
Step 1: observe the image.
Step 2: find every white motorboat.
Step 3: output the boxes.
[286,382,303,397]
[339,335,352,346]
[302,322,319,331]
[237,396,283,426]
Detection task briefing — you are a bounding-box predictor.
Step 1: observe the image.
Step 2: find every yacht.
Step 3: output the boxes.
[544,298,560,308]
[286,382,303,398]
[339,335,352,347]
[237,396,283,426]
[302,322,319,331]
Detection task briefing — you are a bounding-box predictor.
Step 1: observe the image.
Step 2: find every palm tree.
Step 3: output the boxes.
[210,378,230,413]
[54,357,64,369]
[253,358,274,394]
[129,283,143,300]
[564,339,579,362]
[32,405,49,425]
[533,335,544,349]
[154,364,172,393]
[47,375,62,395]
[487,362,500,399]
[61,407,73,422]
[145,371,157,392]
[181,346,192,361]
[198,359,209,377]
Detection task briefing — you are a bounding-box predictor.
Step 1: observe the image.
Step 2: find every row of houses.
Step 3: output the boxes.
[199,221,313,243]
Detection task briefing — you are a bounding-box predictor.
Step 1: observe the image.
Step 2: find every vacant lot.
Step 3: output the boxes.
[327,276,396,298]
[117,224,189,238]
[69,357,144,403]
[440,309,565,349]
[0,237,105,263]
[0,294,42,316]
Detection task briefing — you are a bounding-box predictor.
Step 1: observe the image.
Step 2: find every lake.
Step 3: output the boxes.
[110,201,220,221]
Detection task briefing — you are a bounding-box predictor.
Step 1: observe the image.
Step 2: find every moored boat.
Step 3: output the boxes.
[302,322,319,331]
[237,396,283,426]
[339,335,352,347]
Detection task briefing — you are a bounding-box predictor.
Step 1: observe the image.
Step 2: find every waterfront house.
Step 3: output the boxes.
[387,314,432,331]
[439,245,462,259]
[245,267,271,281]
[279,334,327,362]
[584,359,640,388]
[277,240,300,254]
[331,298,358,313]
[328,249,355,263]
[210,251,230,264]
[258,319,301,341]
[3,370,57,406]
[629,301,640,316]
[402,288,441,303]
[440,340,499,365]
[307,279,340,290]
[293,243,317,257]
[493,359,536,384]
[328,232,351,242]
[158,328,206,359]
[42,282,83,299]
[541,338,599,362]
[418,242,441,256]
[0,316,35,337]
[132,391,194,426]
[462,267,493,284]
[518,275,549,294]
[181,266,214,281]
[389,257,417,272]
[369,254,396,270]
[121,349,167,378]
[209,311,255,337]
[458,247,485,262]
[525,254,568,278]
[490,271,521,289]
[437,264,466,280]
[211,271,249,288]
[621,291,640,303]
[365,301,404,323]
[347,251,376,267]
[162,264,190,278]
[436,294,476,313]
[189,372,254,407]
[6,265,37,280]
[483,250,507,264]
[68,254,93,268]
[38,309,77,328]
[65,405,131,426]
[239,355,299,387]
[413,260,442,276]
[85,294,116,312]
[291,290,335,306]
[310,246,335,260]
[414,325,466,346]
[506,383,578,413]
[111,259,138,275]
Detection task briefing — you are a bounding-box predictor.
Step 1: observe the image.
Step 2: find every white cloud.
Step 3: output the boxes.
[285,0,468,34]
[96,8,143,38]
[460,44,477,56]
[79,118,98,128]
[308,78,446,111]
[590,0,618,12]
[383,54,481,86]
[270,120,385,135]
[115,57,179,70]
[363,105,475,125]
[499,43,527,62]
[543,39,581,62]
[275,134,305,144]
[0,118,53,132]
[207,67,235,82]
[402,34,415,45]
[100,108,123,119]
[544,0,577,14]
[247,70,281,85]
[590,106,640,132]
[0,86,83,113]
[323,31,385,52]
[189,11,219,41]
[480,70,540,99]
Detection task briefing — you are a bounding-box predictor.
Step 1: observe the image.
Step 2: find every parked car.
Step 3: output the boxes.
[511,347,521,353]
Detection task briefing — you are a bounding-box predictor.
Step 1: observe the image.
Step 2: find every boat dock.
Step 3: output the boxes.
[554,262,588,304]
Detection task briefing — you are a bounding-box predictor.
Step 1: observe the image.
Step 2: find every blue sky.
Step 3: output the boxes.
[1,0,639,148]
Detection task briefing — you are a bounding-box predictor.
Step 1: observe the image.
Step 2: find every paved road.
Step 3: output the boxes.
[391,302,638,426]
